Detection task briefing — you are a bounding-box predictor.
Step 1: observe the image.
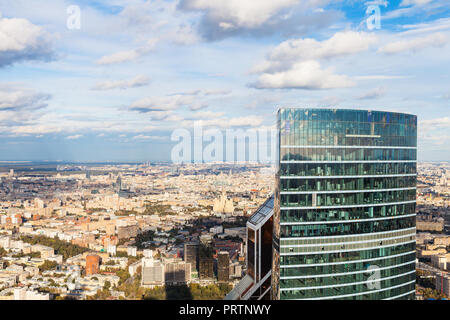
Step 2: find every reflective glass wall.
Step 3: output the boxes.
[272,109,417,300]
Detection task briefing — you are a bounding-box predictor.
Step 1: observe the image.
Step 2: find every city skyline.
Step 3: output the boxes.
[1,0,450,304]
[0,1,450,162]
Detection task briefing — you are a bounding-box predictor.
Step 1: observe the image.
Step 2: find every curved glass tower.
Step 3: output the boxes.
[272,108,417,300]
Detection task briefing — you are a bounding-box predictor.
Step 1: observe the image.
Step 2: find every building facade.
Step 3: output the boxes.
[218,251,230,282]
[225,197,274,300]
[85,254,101,276]
[198,244,214,279]
[436,273,450,297]
[272,108,417,300]
[184,242,199,273]
[141,257,165,287]
[164,258,191,285]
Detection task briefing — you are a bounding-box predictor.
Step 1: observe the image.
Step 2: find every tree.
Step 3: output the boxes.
[20,235,89,260]
[39,260,58,272]
[116,269,130,285]
[143,286,166,300]
[89,288,112,300]
[134,230,155,249]
[0,247,7,257]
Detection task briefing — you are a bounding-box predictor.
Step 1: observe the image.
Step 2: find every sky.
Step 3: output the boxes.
[0,0,449,162]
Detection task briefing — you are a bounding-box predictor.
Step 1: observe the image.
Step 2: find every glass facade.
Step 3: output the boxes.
[272,108,417,300]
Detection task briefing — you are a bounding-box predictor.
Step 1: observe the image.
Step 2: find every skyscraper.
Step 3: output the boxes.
[225,197,274,300]
[218,251,231,282]
[184,242,199,272]
[198,243,214,279]
[272,108,417,300]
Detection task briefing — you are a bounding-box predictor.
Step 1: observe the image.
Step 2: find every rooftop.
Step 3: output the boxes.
[248,196,273,227]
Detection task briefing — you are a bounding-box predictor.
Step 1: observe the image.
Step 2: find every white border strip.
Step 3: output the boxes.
[281,236,414,254]
[280,270,415,291]
[281,187,416,195]
[281,146,417,149]
[281,160,417,164]
[284,281,416,300]
[280,213,416,225]
[280,240,416,256]
[280,233,415,248]
[280,260,415,280]
[280,174,417,179]
[281,200,416,210]
[280,250,416,268]
[383,290,416,300]
[281,227,416,240]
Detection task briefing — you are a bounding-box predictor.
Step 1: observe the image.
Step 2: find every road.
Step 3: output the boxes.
[417,261,446,275]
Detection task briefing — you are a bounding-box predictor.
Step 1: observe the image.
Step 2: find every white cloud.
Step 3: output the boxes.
[400,0,432,6]
[171,89,231,96]
[181,115,264,128]
[129,92,213,113]
[202,89,232,96]
[315,96,343,107]
[420,117,450,130]
[132,134,167,141]
[264,31,377,68]
[0,85,50,111]
[186,111,225,119]
[129,95,194,112]
[96,50,140,65]
[172,24,202,45]
[400,17,450,36]
[365,0,389,6]
[96,39,158,65]
[251,60,355,90]
[130,89,229,112]
[355,75,412,80]
[2,116,161,136]
[92,75,151,91]
[189,102,209,111]
[226,115,264,127]
[384,1,449,21]
[245,93,281,109]
[119,4,155,29]
[250,31,376,90]
[66,135,83,140]
[178,0,336,40]
[179,0,300,29]
[0,84,51,133]
[358,86,386,100]
[0,17,54,67]
[379,32,448,54]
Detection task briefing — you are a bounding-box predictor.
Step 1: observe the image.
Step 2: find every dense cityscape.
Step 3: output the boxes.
[0,160,447,300]
[415,162,450,299]
[1,0,449,308]
[0,162,273,300]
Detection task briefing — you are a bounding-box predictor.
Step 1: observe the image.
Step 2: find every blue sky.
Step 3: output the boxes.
[0,0,449,162]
